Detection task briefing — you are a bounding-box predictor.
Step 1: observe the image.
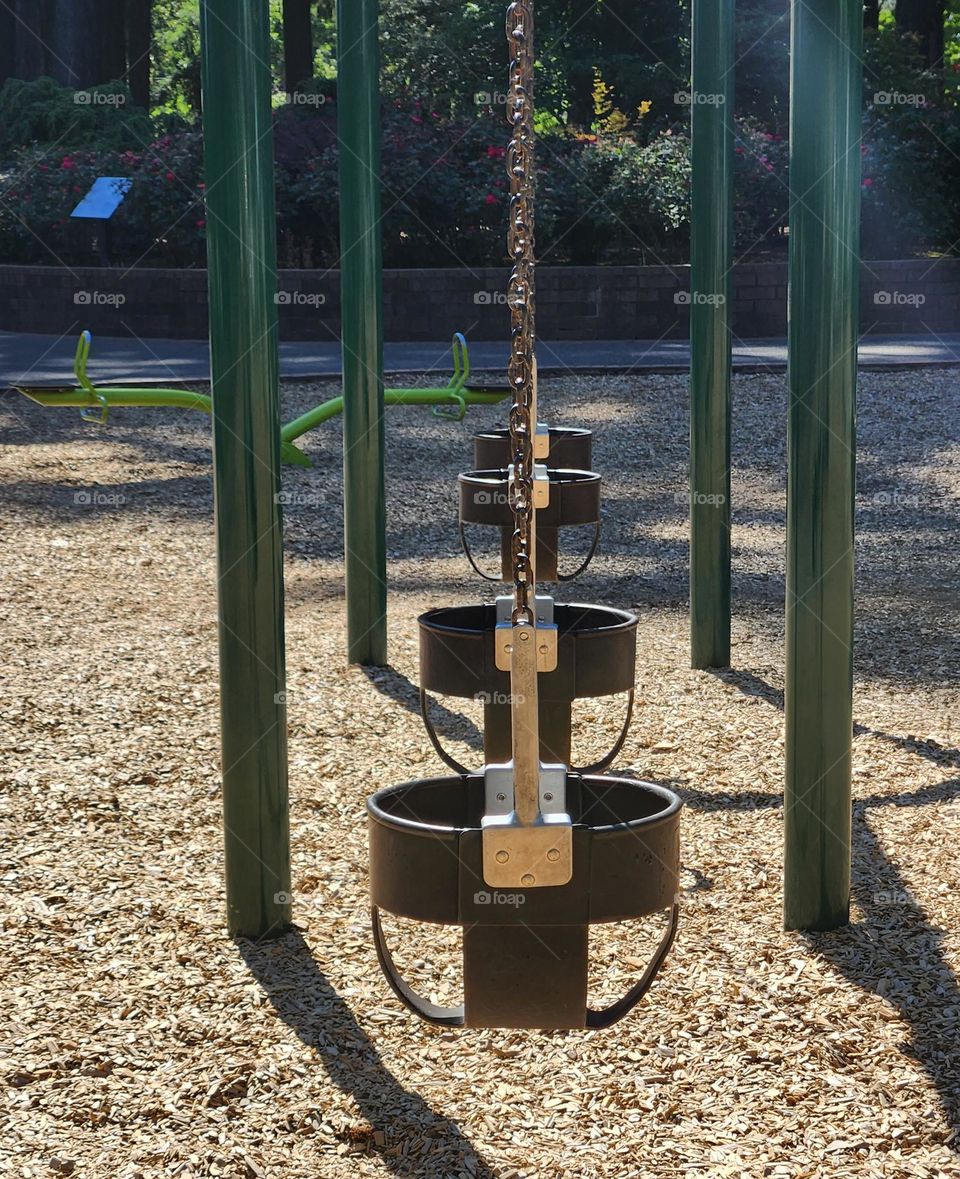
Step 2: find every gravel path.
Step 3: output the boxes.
[1,368,958,1178]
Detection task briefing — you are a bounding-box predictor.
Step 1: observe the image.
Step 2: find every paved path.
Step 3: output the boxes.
[3,329,959,387]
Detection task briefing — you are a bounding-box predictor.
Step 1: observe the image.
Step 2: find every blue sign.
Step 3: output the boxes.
[70,177,133,221]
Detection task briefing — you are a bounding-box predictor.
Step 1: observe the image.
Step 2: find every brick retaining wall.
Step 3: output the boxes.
[0,259,955,341]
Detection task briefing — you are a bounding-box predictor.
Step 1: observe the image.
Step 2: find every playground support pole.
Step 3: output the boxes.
[689,0,734,670]
[337,0,388,666]
[783,0,861,931]
[199,0,291,938]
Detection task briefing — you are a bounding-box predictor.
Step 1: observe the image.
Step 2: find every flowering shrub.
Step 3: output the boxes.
[733,121,789,253]
[1,90,957,269]
[0,134,206,267]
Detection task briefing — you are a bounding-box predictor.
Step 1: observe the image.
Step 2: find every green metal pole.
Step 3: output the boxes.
[689,0,734,670]
[783,0,862,931]
[199,0,291,938]
[337,0,387,666]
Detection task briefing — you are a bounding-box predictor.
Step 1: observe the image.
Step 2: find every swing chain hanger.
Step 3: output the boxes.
[480,0,571,893]
[506,0,538,626]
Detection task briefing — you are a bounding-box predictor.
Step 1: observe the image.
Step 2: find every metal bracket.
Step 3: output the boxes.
[481,813,574,888]
[534,421,550,460]
[484,760,567,817]
[495,594,558,673]
[507,462,551,511]
[481,761,573,888]
[533,463,550,509]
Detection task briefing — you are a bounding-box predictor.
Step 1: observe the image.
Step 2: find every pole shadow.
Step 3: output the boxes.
[362,664,484,754]
[704,665,960,1145]
[237,929,495,1177]
[807,809,960,1143]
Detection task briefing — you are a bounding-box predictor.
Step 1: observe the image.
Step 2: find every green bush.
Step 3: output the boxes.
[860,32,960,257]
[0,77,152,158]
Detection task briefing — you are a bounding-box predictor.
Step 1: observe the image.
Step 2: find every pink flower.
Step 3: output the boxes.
[196,219,206,228]
[484,194,498,205]
[863,177,874,188]
[61,157,75,169]
[165,171,175,182]
[487,145,506,159]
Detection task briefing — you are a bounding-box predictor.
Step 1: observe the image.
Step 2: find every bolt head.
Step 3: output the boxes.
[546,848,560,862]
[521,873,535,886]
[495,850,509,864]
[496,792,507,803]
[519,630,531,642]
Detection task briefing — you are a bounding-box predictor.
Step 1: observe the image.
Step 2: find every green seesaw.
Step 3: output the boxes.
[16,330,508,467]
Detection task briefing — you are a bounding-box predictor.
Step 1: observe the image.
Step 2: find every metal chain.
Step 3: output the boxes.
[505,0,536,625]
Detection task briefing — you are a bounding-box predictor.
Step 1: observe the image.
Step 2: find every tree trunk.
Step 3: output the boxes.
[0,6,16,87]
[101,0,128,83]
[896,0,946,66]
[13,0,48,80]
[125,0,151,108]
[864,0,880,30]
[47,0,100,88]
[283,0,314,92]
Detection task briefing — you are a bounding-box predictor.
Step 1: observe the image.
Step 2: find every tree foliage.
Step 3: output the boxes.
[0,1,959,265]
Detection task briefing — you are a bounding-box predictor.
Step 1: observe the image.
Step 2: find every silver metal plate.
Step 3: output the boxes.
[533,463,550,509]
[481,813,574,888]
[534,421,550,460]
[484,761,567,817]
[495,621,558,673]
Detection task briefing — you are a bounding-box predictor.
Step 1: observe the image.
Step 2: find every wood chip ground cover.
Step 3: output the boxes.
[0,369,958,1178]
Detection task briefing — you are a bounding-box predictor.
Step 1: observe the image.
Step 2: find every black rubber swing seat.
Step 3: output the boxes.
[473,425,593,472]
[368,773,682,1029]
[418,602,637,774]
[458,467,601,583]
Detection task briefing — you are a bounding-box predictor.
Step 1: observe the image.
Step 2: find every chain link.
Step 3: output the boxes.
[505,0,536,625]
